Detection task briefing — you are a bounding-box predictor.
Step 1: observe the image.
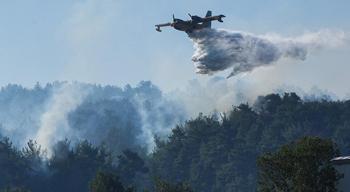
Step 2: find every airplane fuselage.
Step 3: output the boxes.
[172,19,205,33]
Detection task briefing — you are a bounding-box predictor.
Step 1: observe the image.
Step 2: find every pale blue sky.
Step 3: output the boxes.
[0,0,349,95]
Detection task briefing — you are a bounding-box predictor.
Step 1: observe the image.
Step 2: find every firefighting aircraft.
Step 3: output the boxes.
[155,10,225,33]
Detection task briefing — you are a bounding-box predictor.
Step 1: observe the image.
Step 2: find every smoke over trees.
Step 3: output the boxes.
[2,82,350,191]
[151,93,350,191]
[0,81,186,155]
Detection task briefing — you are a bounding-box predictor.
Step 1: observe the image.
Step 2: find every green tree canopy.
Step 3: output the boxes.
[90,172,134,192]
[154,180,193,192]
[257,136,341,192]
[0,137,28,188]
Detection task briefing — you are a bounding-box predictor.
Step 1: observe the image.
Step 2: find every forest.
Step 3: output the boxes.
[0,82,349,191]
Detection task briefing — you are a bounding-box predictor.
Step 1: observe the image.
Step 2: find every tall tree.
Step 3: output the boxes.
[49,140,115,192]
[0,137,28,188]
[117,150,149,187]
[257,137,341,192]
[90,172,134,192]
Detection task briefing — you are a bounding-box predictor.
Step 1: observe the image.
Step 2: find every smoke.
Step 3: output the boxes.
[0,80,345,157]
[35,83,89,155]
[189,29,347,78]
[24,82,185,155]
[133,90,184,152]
[170,76,342,118]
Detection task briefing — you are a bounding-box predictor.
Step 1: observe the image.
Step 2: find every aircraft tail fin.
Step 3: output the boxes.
[205,10,212,17]
[202,10,212,28]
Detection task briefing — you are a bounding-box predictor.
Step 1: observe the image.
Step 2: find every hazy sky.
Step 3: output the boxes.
[0,0,349,96]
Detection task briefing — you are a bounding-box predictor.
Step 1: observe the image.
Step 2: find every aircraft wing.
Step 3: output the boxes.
[155,23,172,32]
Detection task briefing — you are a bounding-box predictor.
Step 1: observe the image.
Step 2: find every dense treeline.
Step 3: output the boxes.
[0,138,114,191]
[0,137,187,192]
[151,93,350,192]
[1,92,350,191]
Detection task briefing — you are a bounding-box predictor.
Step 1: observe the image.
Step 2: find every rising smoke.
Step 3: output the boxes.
[35,83,90,155]
[0,82,185,156]
[189,29,347,78]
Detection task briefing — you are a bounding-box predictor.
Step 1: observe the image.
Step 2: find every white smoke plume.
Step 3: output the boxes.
[189,29,347,78]
[35,83,89,156]
[171,77,341,119]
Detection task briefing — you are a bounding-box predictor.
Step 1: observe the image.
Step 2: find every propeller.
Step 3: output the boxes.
[188,13,192,19]
[172,14,175,22]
